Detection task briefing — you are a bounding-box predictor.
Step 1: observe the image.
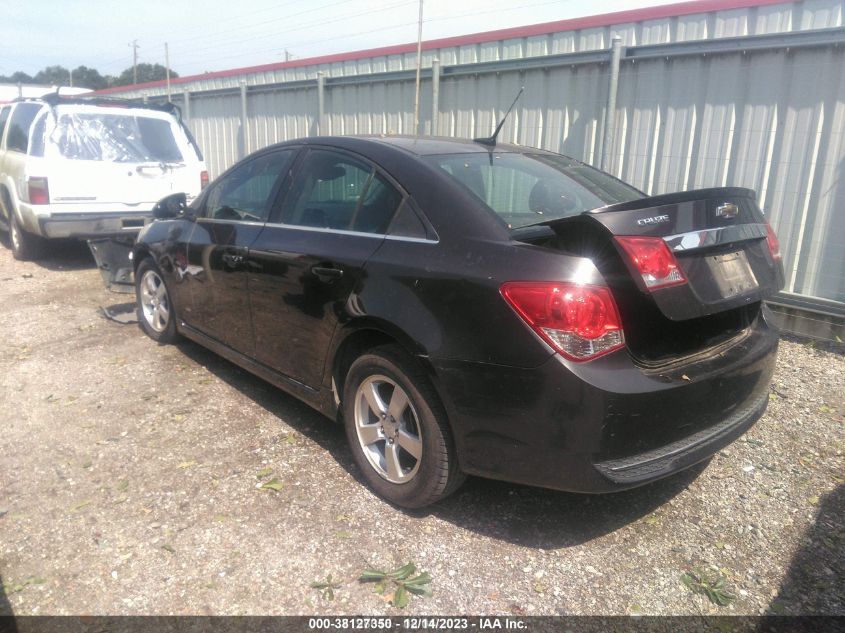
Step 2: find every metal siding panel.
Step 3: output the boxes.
[577,27,607,51]
[638,19,672,45]
[714,8,750,37]
[675,14,711,40]
[799,0,844,28]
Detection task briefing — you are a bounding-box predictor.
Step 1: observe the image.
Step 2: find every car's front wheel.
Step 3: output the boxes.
[343,345,465,508]
[136,257,178,344]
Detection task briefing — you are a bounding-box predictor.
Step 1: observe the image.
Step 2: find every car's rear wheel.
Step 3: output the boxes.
[136,258,178,344]
[343,345,464,508]
[9,212,43,261]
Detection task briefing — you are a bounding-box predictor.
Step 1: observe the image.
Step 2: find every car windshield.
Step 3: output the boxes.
[425,152,642,229]
[44,111,184,163]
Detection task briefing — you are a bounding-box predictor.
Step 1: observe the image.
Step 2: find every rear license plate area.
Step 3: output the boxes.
[706,250,758,299]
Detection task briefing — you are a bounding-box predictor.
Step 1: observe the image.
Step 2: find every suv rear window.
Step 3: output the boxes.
[47,112,184,163]
[425,152,642,229]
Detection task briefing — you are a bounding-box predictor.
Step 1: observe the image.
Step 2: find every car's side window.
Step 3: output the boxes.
[0,106,11,147]
[6,104,42,153]
[281,149,402,234]
[203,149,294,222]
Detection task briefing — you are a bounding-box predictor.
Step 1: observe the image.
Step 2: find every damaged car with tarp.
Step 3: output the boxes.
[0,94,207,292]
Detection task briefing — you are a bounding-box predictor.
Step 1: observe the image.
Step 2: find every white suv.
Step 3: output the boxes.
[0,95,207,260]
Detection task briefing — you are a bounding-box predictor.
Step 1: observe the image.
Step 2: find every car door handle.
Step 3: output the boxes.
[312,266,344,282]
[222,252,245,268]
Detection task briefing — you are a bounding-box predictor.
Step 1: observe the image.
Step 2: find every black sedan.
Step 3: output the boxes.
[133,136,783,508]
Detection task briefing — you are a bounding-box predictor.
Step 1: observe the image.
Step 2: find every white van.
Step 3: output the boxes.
[0,95,207,260]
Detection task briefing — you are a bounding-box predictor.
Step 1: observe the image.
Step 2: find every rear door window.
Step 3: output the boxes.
[281,149,403,234]
[203,149,295,222]
[6,103,42,153]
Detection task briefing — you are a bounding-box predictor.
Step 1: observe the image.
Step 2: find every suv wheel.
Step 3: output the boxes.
[9,212,43,261]
[136,258,178,343]
[343,345,465,508]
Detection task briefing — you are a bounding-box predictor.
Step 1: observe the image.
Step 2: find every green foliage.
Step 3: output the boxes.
[311,574,342,601]
[359,562,432,608]
[114,63,179,87]
[681,568,736,606]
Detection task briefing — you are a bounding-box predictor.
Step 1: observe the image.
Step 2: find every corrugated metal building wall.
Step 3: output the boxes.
[98,0,845,316]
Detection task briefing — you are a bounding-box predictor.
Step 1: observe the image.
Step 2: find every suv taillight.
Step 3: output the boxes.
[765,222,781,262]
[501,282,625,361]
[614,236,686,290]
[200,170,209,190]
[27,177,50,205]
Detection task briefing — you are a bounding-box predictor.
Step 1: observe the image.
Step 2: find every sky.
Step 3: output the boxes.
[1,0,683,81]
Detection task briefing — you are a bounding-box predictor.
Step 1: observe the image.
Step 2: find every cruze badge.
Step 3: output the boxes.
[637,214,670,226]
[716,202,739,219]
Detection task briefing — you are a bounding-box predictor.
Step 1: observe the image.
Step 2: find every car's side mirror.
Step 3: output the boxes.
[153,193,189,219]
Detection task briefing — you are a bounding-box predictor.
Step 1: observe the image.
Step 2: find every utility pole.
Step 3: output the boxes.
[285,49,293,62]
[129,39,140,84]
[413,0,424,135]
[69,68,73,87]
[165,42,172,101]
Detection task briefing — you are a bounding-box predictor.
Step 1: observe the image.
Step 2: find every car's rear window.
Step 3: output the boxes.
[45,112,184,163]
[425,152,642,228]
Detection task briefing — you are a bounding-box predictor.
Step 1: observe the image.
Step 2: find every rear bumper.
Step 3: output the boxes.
[38,211,153,238]
[431,308,779,493]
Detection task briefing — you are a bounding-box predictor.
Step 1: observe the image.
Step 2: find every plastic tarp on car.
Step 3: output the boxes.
[40,112,184,163]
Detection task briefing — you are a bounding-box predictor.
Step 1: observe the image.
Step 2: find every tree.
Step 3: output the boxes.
[70,65,108,90]
[113,63,179,87]
[0,71,34,84]
[34,65,70,85]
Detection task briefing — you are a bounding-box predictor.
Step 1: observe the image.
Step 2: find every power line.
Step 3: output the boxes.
[169,0,415,62]
[167,0,576,74]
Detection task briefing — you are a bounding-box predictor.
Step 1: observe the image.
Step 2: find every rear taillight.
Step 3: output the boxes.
[501,282,625,361]
[614,236,686,290]
[200,170,209,190]
[27,177,49,205]
[765,222,781,262]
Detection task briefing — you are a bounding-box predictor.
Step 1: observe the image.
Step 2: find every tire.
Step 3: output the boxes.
[135,257,179,344]
[9,211,43,261]
[343,345,465,508]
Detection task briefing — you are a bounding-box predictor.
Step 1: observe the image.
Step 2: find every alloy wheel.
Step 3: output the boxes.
[139,269,170,333]
[354,375,423,484]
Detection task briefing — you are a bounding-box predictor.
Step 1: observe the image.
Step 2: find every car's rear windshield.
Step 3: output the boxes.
[44,112,184,163]
[425,152,643,229]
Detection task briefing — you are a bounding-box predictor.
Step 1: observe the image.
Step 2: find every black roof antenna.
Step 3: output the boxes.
[473,86,524,147]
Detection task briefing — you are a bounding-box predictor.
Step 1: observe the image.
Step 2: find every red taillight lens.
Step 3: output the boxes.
[200,170,209,190]
[614,236,686,290]
[765,222,781,262]
[501,282,625,361]
[27,177,49,205]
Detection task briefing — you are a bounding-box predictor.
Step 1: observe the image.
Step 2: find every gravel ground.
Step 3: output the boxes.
[0,239,842,617]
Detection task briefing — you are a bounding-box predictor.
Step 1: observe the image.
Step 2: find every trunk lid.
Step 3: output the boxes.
[524,187,784,365]
[545,187,784,321]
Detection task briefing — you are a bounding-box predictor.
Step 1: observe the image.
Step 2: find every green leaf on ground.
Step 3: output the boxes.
[681,569,736,607]
[311,574,342,601]
[360,562,432,607]
[256,466,273,479]
[259,478,284,492]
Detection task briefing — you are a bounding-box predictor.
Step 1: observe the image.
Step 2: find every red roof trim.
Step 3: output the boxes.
[93,0,786,95]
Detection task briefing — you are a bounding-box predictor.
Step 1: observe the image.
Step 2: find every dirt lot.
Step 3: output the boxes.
[0,239,842,617]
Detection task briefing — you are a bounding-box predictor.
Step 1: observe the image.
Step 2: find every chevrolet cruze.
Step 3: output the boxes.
[133,136,783,508]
